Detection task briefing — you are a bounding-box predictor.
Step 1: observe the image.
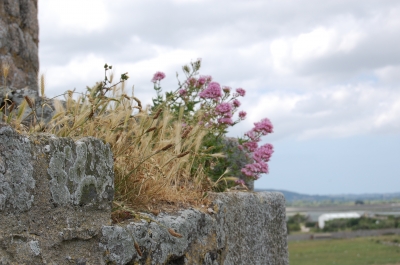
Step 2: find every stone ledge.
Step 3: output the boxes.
[100,192,288,265]
[0,124,288,264]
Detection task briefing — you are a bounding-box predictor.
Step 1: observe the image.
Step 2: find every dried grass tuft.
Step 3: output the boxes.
[3,70,213,213]
[44,82,210,211]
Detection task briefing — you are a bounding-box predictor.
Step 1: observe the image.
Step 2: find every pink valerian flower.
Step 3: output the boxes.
[253,143,274,163]
[238,111,247,120]
[215,102,232,114]
[237,145,244,151]
[235,88,246,97]
[253,118,273,135]
[232,99,241,107]
[244,130,259,142]
[218,117,233,125]
[179,89,187,96]
[151,71,166,82]
[198,75,212,86]
[223,86,231,93]
[241,161,269,178]
[242,141,258,152]
[235,179,246,185]
[199,82,222,99]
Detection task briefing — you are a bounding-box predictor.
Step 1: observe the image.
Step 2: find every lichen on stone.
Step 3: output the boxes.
[46,137,114,208]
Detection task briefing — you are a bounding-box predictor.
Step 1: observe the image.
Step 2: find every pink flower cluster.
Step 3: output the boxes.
[152,71,166,83]
[233,99,241,107]
[215,103,234,125]
[235,88,246,97]
[199,82,222,99]
[198,75,212,86]
[242,141,258,152]
[217,117,234,125]
[239,111,246,120]
[239,119,274,179]
[241,161,269,178]
[215,102,232,114]
[253,143,273,163]
[162,71,247,128]
[150,66,273,181]
[253,118,273,135]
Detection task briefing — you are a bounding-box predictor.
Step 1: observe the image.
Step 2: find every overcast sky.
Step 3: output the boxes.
[38,0,400,195]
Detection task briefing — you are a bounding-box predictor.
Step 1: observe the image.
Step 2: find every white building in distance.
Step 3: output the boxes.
[318,212,361,229]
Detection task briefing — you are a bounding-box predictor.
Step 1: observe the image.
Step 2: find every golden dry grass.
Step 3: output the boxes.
[48,83,214,211]
[2,69,215,212]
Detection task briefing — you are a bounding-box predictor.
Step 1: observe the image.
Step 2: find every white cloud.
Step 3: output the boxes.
[247,83,400,140]
[270,39,291,75]
[42,53,105,95]
[269,22,366,76]
[292,27,335,61]
[40,0,109,33]
[375,65,400,84]
[337,30,364,52]
[39,0,400,139]
[373,98,400,131]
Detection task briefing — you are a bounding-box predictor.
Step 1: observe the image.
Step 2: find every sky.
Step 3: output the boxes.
[38,0,400,195]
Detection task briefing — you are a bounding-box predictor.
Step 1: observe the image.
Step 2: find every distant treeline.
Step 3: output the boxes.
[256,189,400,206]
[286,213,400,234]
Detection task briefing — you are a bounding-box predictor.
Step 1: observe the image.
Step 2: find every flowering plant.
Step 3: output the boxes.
[150,59,274,189]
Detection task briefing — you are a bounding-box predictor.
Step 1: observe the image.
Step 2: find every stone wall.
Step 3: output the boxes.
[0,124,288,264]
[0,0,39,92]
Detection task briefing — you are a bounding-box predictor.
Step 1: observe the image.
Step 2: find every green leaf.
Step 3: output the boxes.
[186,101,195,112]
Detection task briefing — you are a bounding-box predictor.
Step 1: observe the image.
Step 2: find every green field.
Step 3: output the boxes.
[289,235,400,265]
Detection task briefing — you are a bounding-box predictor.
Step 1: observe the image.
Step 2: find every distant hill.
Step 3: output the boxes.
[255,189,400,203]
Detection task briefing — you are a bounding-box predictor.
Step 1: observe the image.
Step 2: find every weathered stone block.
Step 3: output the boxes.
[0,124,114,264]
[100,192,288,265]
